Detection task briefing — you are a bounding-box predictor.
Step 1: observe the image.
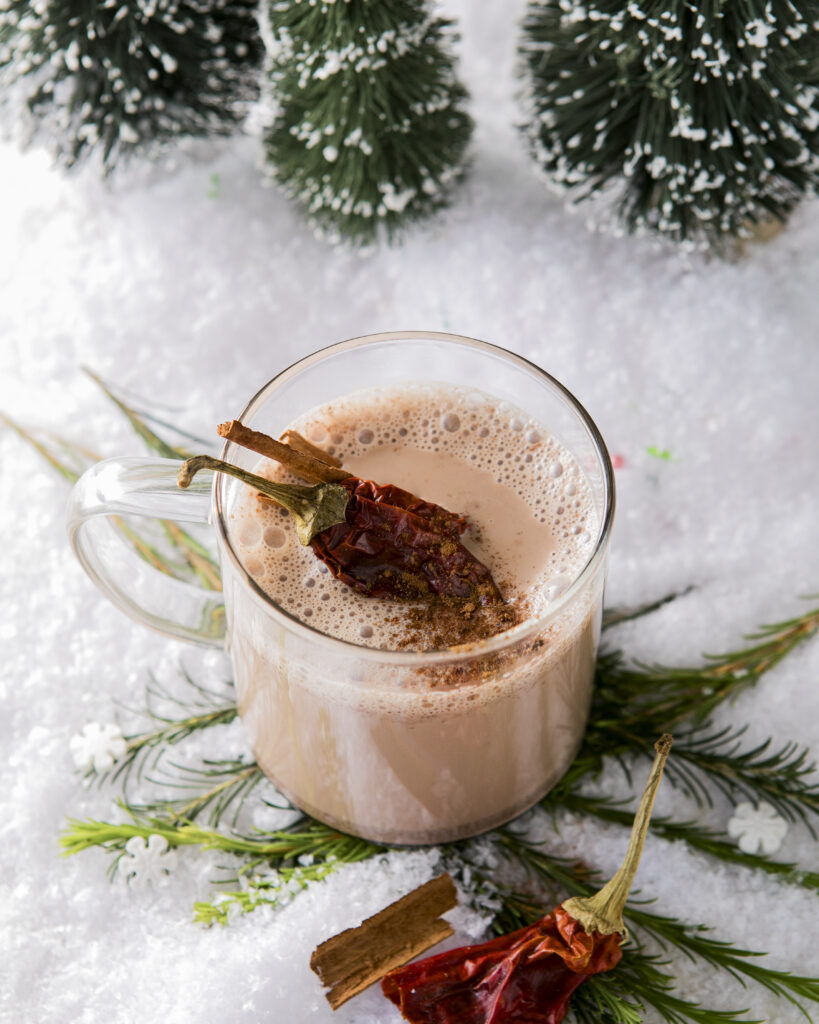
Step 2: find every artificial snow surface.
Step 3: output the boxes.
[1,3,818,1022]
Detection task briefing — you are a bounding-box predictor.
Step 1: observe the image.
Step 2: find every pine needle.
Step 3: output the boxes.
[555,791,819,894]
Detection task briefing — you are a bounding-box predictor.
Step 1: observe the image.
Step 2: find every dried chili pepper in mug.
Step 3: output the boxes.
[177,424,504,607]
[313,475,501,604]
[381,735,673,1024]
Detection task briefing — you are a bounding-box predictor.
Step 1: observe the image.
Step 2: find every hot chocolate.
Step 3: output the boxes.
[229,384,596,649]
[222,383,602,843]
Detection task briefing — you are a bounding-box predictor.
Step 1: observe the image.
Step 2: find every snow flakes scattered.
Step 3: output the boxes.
[118,121,139,144]
[728,802,789,855]
[120,834,179,888]
[70,722,127,773]
[463,837,501,871]
[312,51,342,80]
[379,182,416,213]
[343,126,373,156]
[745,18,775,50]
[669,110,707,142]
[710,128,733,150]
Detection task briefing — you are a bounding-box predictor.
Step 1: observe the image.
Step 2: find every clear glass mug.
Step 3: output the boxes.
[67,332,615,845]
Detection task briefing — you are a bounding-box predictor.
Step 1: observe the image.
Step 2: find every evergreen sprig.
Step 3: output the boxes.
[264,0,473,244]
[566,604,819,790]
[1,409,220,588]
[81,368,214,461]
[520,0,819,251]
[61,810,382,882]
[668,726,819,830]
[56,594,819,1021]
[101,669,238,792]
[128,759,263,828]
[555,791,819,894]
[193,857,346,926]
[579,950,758,1024]
[0,0,263,169]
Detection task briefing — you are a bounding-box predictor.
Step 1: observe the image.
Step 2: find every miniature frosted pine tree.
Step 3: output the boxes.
[263,0,473,245]
[0,0,263,169]
[520,0,819,252]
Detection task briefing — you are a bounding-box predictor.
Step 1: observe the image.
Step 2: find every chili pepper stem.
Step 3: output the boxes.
[562,733,673,938]
[178,455,350,545]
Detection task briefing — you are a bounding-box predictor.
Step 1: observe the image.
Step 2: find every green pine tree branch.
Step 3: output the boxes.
[569,604,819,789]
[554,791,819,894]
[60,810,383,869]
[82,368,195,461]
[3,395,221,590]
[668,728,819,831]
[106,671,238,791]
[129,761,263,828]
[602,587,695,630]
[583,953,760,1024]
[193,858,344,926]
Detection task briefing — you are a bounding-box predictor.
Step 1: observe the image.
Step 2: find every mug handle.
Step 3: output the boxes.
[66,457,225,647]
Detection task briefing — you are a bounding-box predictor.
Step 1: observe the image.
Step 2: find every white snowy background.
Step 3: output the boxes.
[1,2,818,1022]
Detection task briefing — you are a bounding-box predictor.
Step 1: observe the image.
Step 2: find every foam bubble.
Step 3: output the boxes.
[238,520,261,545]
[244,556,264,577]
[263,525,287,548]
[546,576,570,601]
[228,384,597,651]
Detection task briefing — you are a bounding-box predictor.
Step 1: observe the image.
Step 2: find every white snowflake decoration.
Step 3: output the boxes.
[69,722,127,773]
[120,835,178,888]
[727,801,788,855]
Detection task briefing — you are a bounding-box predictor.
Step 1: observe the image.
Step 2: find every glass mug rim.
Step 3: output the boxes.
[214,330,615,666]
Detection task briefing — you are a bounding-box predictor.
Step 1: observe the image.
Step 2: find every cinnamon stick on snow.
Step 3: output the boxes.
[281,429,344,468]
[217,420,349,484]
[310,873,458,1010]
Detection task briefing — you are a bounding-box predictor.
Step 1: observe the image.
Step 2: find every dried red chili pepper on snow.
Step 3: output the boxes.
[381,734,673,1024]
[177,424,503,607]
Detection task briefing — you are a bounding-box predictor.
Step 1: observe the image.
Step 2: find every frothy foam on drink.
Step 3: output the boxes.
[227,384,597,651]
